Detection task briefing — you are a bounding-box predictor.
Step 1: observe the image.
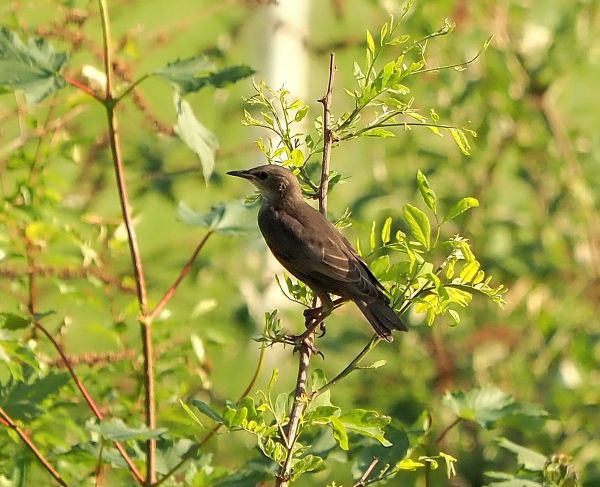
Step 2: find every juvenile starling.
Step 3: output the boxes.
[227,164,407,341]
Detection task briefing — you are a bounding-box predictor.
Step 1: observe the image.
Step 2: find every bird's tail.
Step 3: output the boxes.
[356,298,408,342]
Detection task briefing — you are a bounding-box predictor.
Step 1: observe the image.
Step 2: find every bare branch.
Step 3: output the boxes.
[0,406,68,487]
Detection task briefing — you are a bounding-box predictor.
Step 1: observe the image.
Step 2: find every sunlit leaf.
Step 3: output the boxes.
[444,197,479,222]
[402,204,431,249]
[173,93,218,181]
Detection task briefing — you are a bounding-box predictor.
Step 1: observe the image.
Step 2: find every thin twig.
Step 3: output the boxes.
[317,53,336,216]
[316,334,381,397]
[31,317,144,483]
[352,457,380,487]
[276,53,336,487]
[64,75,103,101]
[153,345,267,486]
[0,406,68,487]
[147,231,213,322]
[97,0,153,483]
[436,417,461,444]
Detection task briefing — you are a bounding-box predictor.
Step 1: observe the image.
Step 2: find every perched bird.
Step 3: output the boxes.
[227,164,407,342]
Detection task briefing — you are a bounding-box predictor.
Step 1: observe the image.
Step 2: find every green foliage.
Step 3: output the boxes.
[0,28,68,104]
[0,0,593,486]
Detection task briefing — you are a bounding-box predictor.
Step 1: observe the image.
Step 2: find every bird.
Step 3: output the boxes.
[227,164,407,342]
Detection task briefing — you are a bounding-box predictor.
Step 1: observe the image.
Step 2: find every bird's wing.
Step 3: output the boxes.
[260,204,381,300]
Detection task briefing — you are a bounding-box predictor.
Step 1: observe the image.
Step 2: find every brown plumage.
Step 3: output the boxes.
[227,164,407,341]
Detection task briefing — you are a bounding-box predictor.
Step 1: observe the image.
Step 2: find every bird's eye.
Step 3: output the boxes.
[255,171,268,180]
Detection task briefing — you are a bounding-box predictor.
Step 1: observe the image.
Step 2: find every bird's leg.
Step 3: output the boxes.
[297,294,334,343]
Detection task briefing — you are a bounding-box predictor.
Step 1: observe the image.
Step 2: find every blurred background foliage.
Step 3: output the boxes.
[0,0,598,485]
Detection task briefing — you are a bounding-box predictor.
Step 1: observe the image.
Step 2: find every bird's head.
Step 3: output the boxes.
[227,164,302,203]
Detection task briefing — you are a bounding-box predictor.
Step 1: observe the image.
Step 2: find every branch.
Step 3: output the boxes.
[352,457,380,487]
[147,231,213,322]
[31,317,144,483]
[21,232,143,482]
[0,407,68,487]
[98,0,153,483]
[276,53,336,487]
[64,75,103,102]
[436,417,461,444]
[317,53,336,216]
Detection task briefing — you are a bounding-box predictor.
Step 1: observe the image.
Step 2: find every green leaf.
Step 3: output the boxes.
[0,313,30,330]
[366,30,375,55]
[173,93,218,181]
[362,127,396,138]
[416,170,437,212]
[88,418,167,441]
[381,217,392,244]
[0,372,70,421]
[496,438,547,471]
[155,56,254,95]
[179,399,205,428]
[291,455,325,480]
[329,416,349,450]
[339,409,391,447]
[0,28,68,104]
[444,197,479,222]
[190,399,224,423]
[443,385,545,429]
[311,368,327,391]
[397,458,426,470]
[447,127,471,155]
[177,200,255,235]
[402,204,431,249]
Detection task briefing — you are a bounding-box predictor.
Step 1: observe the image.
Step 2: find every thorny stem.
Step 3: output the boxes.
[317,53,337,215]
[98,0,154,483]
[276,53,336,487]
[0,406,68,487]
[153,345,267,486]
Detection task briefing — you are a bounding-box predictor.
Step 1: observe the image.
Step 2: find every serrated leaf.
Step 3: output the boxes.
[443,386,545,429]
[0,372,70,420]
[0,313,30,330]
[496,438,547,471]
[0,28,68,104]
[444,197,479,222]
[155,57,254,95]
[416,170,437,212]
[173,93,218,181]
[88,418,167,441]
[402,204,431,249]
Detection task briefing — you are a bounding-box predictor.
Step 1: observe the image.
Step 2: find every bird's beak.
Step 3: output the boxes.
[226,169,253,179]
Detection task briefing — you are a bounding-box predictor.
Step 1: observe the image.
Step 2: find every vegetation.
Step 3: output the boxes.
[0,1,596,486]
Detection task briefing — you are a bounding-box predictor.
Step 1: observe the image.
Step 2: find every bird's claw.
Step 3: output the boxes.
[283,333,324,359]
